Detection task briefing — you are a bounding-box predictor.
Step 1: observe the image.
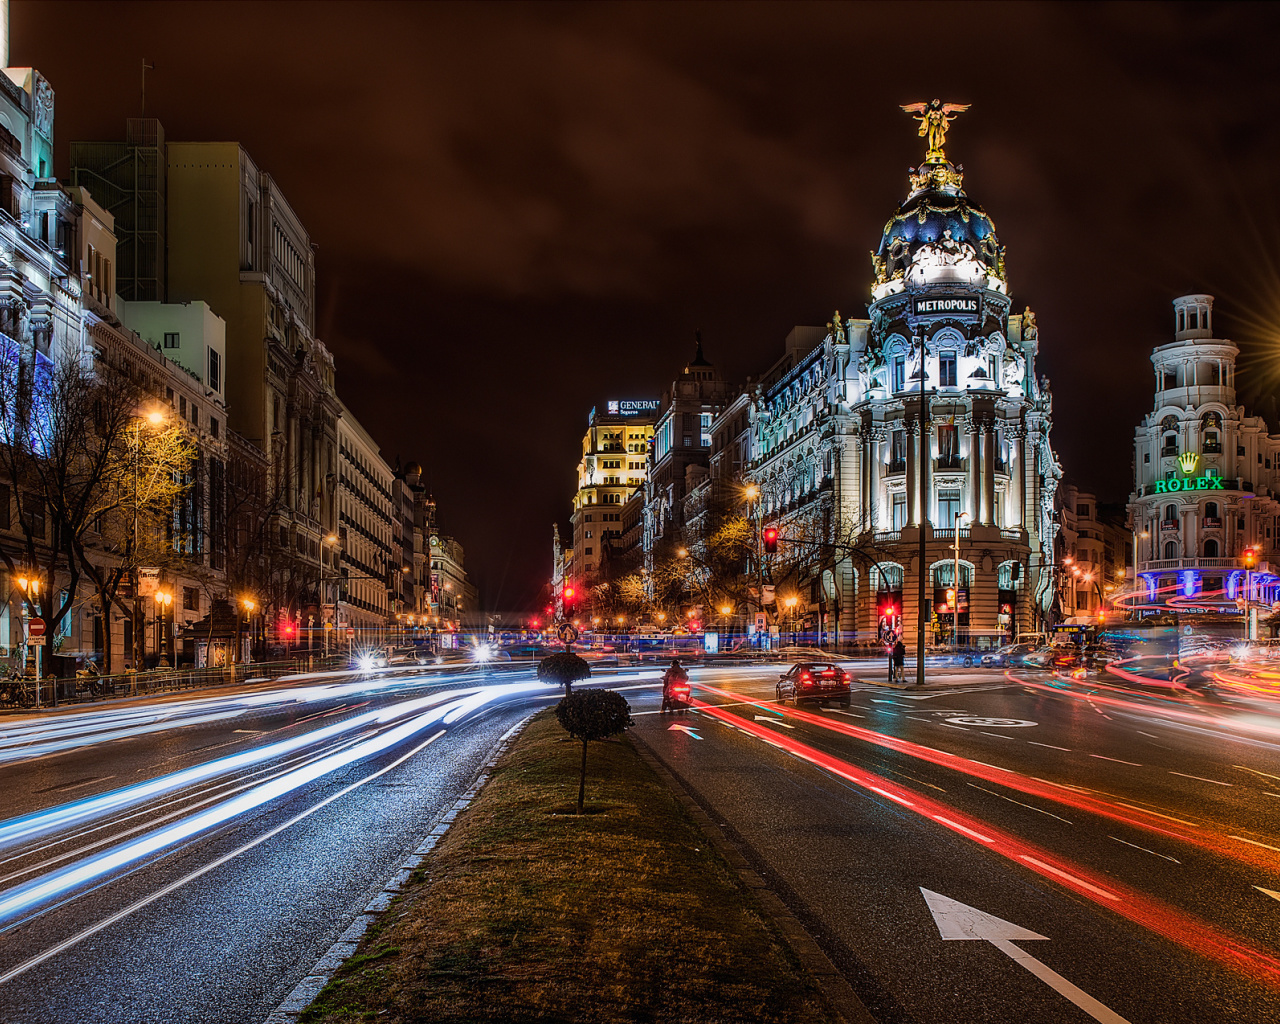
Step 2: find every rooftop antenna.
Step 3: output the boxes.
[141,59,155,116]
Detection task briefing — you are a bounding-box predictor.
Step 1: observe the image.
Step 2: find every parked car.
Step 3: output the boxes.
[775,662,852,706]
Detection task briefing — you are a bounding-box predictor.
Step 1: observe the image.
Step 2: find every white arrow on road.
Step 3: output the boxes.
[667,723,702,739]
[921,888,1133,1024]
[754,715,795,729]
[1256,886,1280,903]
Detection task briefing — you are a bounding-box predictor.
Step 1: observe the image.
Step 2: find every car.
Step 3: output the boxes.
[981,643,1035,668]
[1050,645,1082,670]
[775,662,852,706]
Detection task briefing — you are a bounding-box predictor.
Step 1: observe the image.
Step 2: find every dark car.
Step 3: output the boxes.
[981,643,1035,668]
[776,662,852,706]
[1050,645,1082,670]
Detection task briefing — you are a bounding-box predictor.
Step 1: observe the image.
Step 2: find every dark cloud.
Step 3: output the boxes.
[15,1,1280,608]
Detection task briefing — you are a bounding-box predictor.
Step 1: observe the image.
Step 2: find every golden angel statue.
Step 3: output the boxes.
[900,99,970,162]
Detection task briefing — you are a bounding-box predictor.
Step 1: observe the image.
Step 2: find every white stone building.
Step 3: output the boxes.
[747,135,1059,647]
[1127,295,1280,616]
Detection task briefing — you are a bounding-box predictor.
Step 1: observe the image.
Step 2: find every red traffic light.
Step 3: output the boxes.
[762,526,779,553]
[1244,548,1258,569]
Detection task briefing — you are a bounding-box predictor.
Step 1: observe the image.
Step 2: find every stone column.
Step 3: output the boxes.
[968,416,981,521]
[983,421,996,526]
[1013,432,1026,528]
[920,420,932,527]
[906,421,917,526]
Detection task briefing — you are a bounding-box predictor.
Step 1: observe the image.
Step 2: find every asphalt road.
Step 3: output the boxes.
[0,665,595,1024]
[635,661,1280,1023]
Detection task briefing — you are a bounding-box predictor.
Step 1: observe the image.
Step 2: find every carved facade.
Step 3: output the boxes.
[747,149,1059,645]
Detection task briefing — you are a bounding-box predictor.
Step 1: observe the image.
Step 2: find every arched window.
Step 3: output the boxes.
[1161,414,1179,432]
[1163,504,1178,522]
[1201,411,1222,429]
[1204,539,1219,557]
[1164,540,1179,560]
[1205,501,1219,519]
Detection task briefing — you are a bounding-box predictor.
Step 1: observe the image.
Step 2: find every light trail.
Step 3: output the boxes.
[699,683,1280,875]
[687,698,1280,990]
[0,680,553,931]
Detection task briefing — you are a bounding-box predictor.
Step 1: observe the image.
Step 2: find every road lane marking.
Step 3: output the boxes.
[54,776,116,793]
[753,716,795,729]
[825,709,866,718]
[1108,836,1181,864]
[967,784,1074,825]
[920,889,1134,1024]
[932,816,994,843]
[1233,765,1280,783]
[1230,835,1280,852]
[1115,803,1198,826]
[1090,755,1142,766]
[1136,731,1160,739]
[1256,886,1280,902]
[0,728,447,986]
[1028,741,1071,751]
[1018,856,1121,901]
[939,723,968,730]
[1168,771,1233,787]
[667,724,702,739]
[980,732,1016,740]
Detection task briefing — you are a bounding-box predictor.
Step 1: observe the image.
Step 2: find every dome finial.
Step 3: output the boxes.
[900,99,970,164]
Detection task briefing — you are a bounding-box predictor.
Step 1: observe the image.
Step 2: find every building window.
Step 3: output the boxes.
[209,348,221,392]
[164,332,180,349]
[937,424,959,466]
[182,586,199,611]
[1204,539,1219,557]
[892,493,907,531]
[938,489,961,525]
[893,356,905,393]
[210,417,219,439]
[585,547,593,555]
[939,351,957,388]
[1077,503,1091,518]
[890,429,906,471]
[1164,541,1178,559]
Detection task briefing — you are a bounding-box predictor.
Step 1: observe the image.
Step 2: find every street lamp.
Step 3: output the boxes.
[784,594,798,645]
[952,510,970,649]
[240,596,256,664]
[17,574,42,704]
[321,533,339,657]
[154,589,173,667]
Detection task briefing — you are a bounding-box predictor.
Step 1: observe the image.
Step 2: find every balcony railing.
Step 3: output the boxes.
[887,459,906,474]
[1203,517,1222,529]
[1160,520,1180,531]
[932,527,971,540]
[1141,556,1244,571]
[936,455,963,470]
[1161,446,1178,457]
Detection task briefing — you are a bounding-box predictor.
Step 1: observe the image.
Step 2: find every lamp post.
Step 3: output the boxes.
[1244,546,1258,640]
[784,594,798,646]
[154,589,173,667]
[17,574,41,705]
[952,510,970,649]
[240,597,256,665]
[316,533,340,657]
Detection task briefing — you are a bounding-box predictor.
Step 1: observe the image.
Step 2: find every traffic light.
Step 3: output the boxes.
[563,582,577,612]
[1244,547,1258,569]
[762,526,779,553]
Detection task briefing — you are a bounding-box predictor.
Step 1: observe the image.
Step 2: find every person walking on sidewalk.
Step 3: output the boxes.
[892,638,907,684]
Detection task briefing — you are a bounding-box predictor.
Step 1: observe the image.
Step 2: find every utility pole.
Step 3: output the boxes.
[916,335,930,688]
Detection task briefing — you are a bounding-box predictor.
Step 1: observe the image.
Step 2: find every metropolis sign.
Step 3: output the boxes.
[912,295,978,316]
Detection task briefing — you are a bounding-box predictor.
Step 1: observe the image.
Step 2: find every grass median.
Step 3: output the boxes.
[300,710,834,1023]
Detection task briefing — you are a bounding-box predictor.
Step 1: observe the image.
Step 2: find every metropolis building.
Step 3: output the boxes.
[1127,295,1280,614]
[747,105,1060,645]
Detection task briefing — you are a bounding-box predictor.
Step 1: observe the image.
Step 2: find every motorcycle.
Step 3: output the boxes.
[661,672,691,713]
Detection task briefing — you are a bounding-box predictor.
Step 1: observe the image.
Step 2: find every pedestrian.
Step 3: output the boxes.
[893,637,907,684]
[886,640,895,684]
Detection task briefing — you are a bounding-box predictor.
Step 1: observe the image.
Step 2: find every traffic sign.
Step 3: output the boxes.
[28,636,46,647]
[346,627,355,639]
[28,618,46,638]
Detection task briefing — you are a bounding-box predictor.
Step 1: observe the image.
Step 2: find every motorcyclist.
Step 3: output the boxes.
[662,658,690,713]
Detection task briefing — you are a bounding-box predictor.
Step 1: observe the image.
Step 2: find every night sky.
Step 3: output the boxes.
[15,2,1280,610]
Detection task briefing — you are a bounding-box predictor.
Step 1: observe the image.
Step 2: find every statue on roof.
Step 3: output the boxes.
[900,99,971,162]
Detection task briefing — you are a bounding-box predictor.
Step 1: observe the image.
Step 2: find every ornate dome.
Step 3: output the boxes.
[871,162,1004,288]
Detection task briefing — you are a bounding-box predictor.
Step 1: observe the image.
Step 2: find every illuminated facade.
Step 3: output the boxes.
[1056,484,1128,623]
[570,401,657,582]
[1127,295,1280,612]
[336,401,396,636]
[748,112,1059,645]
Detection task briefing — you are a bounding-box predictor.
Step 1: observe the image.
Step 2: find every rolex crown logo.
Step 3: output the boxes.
[1178,452,1199,475]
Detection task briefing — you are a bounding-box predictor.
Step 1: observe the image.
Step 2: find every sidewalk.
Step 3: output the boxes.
[293,712,847,1024]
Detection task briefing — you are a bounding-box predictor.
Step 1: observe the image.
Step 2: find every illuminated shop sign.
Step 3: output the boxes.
[912,295,978,316]
[606,399,660,416]
[1142,473,1226,496]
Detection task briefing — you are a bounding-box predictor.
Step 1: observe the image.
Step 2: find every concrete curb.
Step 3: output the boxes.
[629,733,878,1024]
[261,713,535,1024]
